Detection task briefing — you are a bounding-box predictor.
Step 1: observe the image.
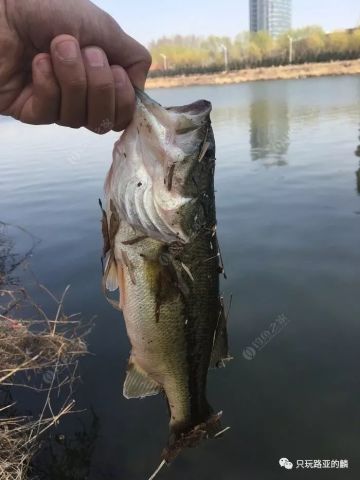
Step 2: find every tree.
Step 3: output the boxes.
[148,26,358,74]
[251,31,274,57]
[247,42,262,64]
[327,31,349,57]
[349,29,360,55]
[304,31,326,56]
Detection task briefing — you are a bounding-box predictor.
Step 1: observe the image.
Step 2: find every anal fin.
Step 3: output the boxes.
[123,361,161,399]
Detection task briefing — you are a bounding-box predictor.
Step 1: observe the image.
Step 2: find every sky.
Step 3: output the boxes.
[92,0,360,46]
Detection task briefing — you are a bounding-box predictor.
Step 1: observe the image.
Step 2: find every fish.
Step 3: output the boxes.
[101,89,231,465]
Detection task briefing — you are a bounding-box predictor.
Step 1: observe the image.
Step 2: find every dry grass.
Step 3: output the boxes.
[0,223,89,480]
[146,59,360,89]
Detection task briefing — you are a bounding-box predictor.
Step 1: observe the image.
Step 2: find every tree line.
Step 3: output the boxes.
[149,26,360,77]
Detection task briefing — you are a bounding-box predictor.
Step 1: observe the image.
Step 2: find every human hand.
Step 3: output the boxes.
[0,0,151,133]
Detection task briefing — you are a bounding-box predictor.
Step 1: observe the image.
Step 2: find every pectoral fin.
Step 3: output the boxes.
[102,254,125,312]
[104,253,119,292]
[123,361,161,399]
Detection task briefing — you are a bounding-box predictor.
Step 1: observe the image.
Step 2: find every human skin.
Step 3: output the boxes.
[0,0,151,133]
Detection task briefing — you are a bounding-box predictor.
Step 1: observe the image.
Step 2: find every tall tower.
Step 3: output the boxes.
[249,0,292,37]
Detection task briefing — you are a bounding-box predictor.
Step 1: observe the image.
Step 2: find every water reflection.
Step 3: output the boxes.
[249,84,289,166]
[33,410,100,480]
[2,77,360,479]
[356,128,360,194]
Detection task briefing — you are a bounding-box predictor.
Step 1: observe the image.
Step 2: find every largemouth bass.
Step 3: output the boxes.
[101,90,230,463]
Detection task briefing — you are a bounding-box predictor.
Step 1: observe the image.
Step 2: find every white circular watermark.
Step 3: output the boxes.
[242,346,256,360]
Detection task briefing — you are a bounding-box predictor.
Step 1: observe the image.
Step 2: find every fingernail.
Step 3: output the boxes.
[55,40,78,61]
[84,47,105,68]
[37,58,52,74]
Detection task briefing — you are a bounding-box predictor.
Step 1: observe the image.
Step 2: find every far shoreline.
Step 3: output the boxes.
[146,59,360,90]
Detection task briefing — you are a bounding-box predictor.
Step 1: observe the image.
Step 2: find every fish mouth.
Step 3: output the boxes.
[106,90,214,244]
[136,87,212,123]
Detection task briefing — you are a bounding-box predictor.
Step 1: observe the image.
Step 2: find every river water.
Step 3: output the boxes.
[1,75,360,479]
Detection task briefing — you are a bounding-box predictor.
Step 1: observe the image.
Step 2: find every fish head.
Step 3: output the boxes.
[106,90,215,244]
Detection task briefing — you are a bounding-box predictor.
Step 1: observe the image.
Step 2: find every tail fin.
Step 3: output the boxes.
[161,411,226,464]
[148,414,229,480]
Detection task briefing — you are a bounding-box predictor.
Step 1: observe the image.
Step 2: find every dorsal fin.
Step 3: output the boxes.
[123,361,161,399]
[210,299,231,368]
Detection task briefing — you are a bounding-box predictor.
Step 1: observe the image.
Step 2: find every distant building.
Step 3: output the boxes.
[249,0,292,37]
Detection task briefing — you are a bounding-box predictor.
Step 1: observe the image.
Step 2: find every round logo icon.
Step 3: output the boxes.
[279,458,293,470]
[242,346,256,360]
